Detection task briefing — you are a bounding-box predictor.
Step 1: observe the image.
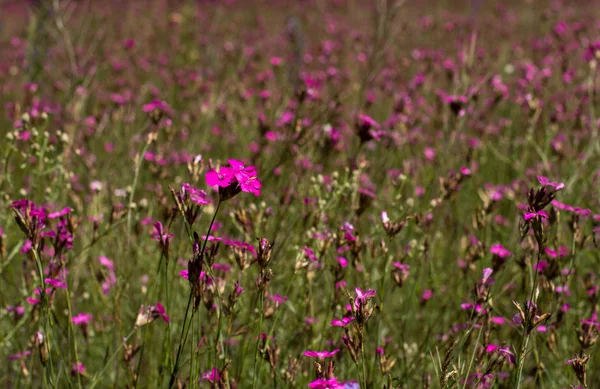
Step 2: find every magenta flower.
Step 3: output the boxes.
[206,160,262,199]
[421,289,433,301]
[6,305,24,317]
[228,159,261,196]
[151,222,174,245]
[356,114,382,143]
[71,362,85,376]
[142,99,171,114]
[201,367,220,382]
[482,268,493,284]
[154,302,169,323]
[45,278,67,289]
[98,256,115,270]
[8,350,32,361]
[355,287,376,301]
[48,207,72,219]
[303,349,340,359]
[308,377,345,389]
[524,209,548,221]
[268,294,288,305]
[72,313,93,325]
[424,147,436,160]
[537,175,564,191]
[206,167,234,187]
[331,317,355,327]
[490,244,511,258]
[496,347,516,364]
[182,183,210,205]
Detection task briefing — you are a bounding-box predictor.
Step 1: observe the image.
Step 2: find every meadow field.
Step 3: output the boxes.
[0,0,599,388]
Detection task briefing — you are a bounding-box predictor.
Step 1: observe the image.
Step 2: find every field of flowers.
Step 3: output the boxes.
[1,0,599,388]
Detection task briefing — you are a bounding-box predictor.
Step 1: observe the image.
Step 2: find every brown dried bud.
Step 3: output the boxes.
[257,238,273,270]
[567,354,589,388]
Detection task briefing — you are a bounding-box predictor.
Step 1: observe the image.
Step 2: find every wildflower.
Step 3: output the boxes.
[201,367,220,382]
[206,166,234,187]
[71,362,85,376]
[537,176,564,191]
[421,289,433,301]
[268,294,288,305]
[354,287,376,306]
[482,268,493,284]
[490,244,511,258]
[8,350,32,361]
[151,221,174,247]
[355,114,381,143]
[392,262,410,287]
[6,305,24,318]
[331,317,355,327]
[47,207,72,219]
[206,159,261,200]
[142,99,172,122]
[308,377,345,389]
[496,347,516,364]
[134,302,169,327]
[98,256,117,295]
[424,147,436,160]
[72,313,93,325]
[524,209,548,221]
[303,349,340,359]
[182,183,210,205]
[45,278,67,289]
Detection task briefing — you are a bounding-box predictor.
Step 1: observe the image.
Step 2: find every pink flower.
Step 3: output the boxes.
[182,183,210,205]
[154,302,169,323]
[524,209,548,221]
[485,344,499,353]
[424,147,436,160]
[331,317,355,327]
[98,256,115,270]
[206,167,234,187]
[336,256,348,268]
[537,175,564,191]
[355,287,376,300]
[151,222,174,245]
[303,349,340,359]
[490,244,511,258]
[308,377,345,389]
[45,278,67,289]
[201,367,220,382]
[8,350,32,361]
[20,240,32,253]
[497,347,516,364]
[482,268,493,284]
[268,294,288,304]
[228,159,262,196]
[72,313,93,325]
[48,207,72,219]
[71,362,85,376]
[142,99,171,114]
[421,289,433,301]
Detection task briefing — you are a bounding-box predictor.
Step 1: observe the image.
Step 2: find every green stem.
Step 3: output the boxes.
[88,328,137,389]
[169,201,221,387]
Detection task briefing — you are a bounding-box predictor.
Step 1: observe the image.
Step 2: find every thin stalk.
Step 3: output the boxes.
[251,287,265,389]
[88,327,137,389]
[126,132,152,246]
[169,201,222,387]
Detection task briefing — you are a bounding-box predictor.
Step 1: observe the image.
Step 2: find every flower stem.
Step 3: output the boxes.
[169,201,221,387]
